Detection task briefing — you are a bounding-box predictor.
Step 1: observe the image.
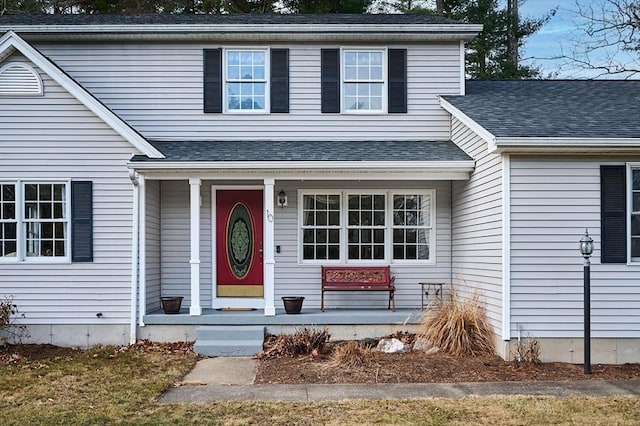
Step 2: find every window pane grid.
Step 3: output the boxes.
[302,194,341,260]
[226,50,267,111]
[347,194,385,260]
[343,50,384,112]
[633,169,640,258]
[23,183,68,258]
[0,184,17,257]
[392,194,432,260]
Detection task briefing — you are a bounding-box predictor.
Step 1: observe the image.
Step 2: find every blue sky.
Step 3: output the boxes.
[518,0,638,78]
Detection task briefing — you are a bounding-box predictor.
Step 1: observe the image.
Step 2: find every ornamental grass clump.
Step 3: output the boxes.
[330,341,374,368]
[417,288,494,357]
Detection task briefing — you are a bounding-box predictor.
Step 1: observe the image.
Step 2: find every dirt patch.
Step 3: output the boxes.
[254,333,640,385]
[4,341,640,385]
[255,350,640,384]
[0,340,195,365]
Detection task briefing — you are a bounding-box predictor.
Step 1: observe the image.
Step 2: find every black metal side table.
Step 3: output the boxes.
[419,282,445,308]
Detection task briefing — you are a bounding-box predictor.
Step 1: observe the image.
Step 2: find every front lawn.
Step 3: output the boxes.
[1,343,639,425]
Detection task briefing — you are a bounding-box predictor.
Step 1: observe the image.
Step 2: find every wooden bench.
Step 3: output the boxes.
[321,266,396,311]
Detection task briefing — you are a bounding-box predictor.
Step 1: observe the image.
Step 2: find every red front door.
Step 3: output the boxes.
[216,190,263,297]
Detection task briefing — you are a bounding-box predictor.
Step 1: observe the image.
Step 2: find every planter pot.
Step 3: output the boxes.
[282,297,305,314]
[160,296,183,314]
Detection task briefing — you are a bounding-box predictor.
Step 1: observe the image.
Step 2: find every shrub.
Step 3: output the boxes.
[330,341,374,368]
[512,335,541,364]
[257,326,330,359]
[0,295,29,347]
[417,287,494,356]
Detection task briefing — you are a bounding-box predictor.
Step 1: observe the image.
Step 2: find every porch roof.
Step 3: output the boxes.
[131,140,473,163]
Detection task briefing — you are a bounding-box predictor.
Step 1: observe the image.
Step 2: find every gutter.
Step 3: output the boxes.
[1,24,482,42]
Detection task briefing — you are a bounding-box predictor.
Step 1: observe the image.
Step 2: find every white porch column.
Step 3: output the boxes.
[263,178,276,316]
[189,178,202,316]
[138,174,146,326]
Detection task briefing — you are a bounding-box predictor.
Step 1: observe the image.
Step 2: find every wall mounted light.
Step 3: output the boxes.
[277,190,288,208]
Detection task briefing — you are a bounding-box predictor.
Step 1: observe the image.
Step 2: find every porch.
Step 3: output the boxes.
[141,307,424,356]
[129,140,474,330]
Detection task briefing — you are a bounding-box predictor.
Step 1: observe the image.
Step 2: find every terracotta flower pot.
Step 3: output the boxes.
[282,297,304,314]
[160,296,183,314]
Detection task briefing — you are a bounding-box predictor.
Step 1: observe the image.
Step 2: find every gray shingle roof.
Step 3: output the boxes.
[131,140,473,162]
[0,13,462,26]
[443,80,640,139]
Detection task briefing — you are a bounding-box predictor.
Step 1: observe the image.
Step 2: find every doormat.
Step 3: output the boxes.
[216,308,257,311]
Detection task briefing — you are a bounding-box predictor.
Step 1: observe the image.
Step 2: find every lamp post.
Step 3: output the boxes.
[579,229,594,374]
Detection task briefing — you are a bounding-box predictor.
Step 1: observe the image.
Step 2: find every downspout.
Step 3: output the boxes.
[129,169,140,345]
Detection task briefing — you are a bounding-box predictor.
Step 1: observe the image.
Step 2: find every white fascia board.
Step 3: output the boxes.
[438,97,497,151]
[1,24,483,41]
[129,161,476,181]
[0,30,164,159]
[128,160,475,170]
[494,137,640,153]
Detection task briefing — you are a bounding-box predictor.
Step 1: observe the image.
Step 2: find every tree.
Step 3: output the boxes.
[372,0,554,79]
[565,0,640,78]
[438,0,555,79]
[281,0,372,13]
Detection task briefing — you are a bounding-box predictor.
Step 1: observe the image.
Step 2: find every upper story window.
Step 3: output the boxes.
[225,49,268,112]
[321,48,406,114]
[342,50,385,113]
[204,48,289,114]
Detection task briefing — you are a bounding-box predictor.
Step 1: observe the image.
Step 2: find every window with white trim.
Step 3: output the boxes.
[301,194,341,260]
[225,49,268,112]
[0,184,17,257]
[347,194,386,260]
[392,193,432,260]
[342,49,385,113]
[631,167,640,260]
[299,190,435,263]
[0,181,70,261]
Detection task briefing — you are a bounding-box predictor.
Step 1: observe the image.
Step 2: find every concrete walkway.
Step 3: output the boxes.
[158,358,640,404]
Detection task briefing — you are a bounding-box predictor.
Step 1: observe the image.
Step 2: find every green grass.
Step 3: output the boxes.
[1,345,639,425]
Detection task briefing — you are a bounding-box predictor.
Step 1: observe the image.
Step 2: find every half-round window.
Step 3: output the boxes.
[0,62,43,96]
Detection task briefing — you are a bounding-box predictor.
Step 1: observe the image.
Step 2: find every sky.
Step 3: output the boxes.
[518,0,638,79]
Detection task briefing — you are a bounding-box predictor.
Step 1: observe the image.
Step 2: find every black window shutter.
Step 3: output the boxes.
[203,49,222,113]
[601,165,627,263]
[388,49,407,113]
[270,48,289,113]
[321,49,340,113]
[72,181,93,262]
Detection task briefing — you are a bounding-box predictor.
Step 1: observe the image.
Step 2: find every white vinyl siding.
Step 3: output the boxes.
[0,54,139,325]
[510,157,640,338]
[156,180,452,310]
[450,117,503,334]
[34,42,461,141]
[145,180,161,312]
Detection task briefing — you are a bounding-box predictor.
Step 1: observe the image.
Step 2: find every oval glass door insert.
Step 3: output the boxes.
[227,202,253,279]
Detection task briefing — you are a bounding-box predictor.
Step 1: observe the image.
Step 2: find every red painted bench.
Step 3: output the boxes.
[321,266,396,311]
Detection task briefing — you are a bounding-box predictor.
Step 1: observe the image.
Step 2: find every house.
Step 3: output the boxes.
[0,14,638,363]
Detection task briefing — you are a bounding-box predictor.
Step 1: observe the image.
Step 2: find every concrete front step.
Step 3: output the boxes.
[194,325,265,357]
